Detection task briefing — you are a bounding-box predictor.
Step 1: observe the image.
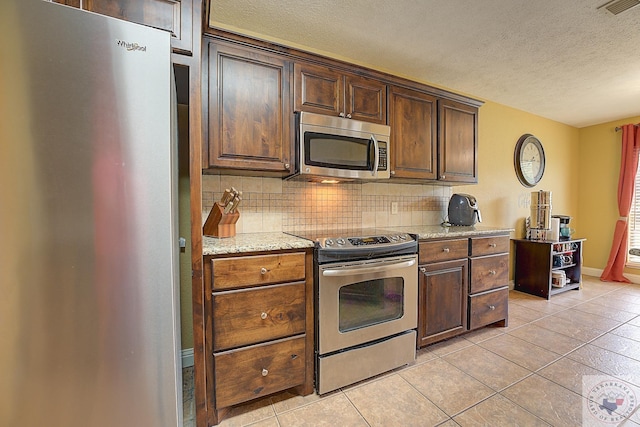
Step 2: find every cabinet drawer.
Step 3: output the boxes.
[213,282,306,351]
[212,252,305,290]
[470,235,509,257]
[469,287,508,330]
[419,238,468,263]
[469,253,509,293]
[214,336,306,408]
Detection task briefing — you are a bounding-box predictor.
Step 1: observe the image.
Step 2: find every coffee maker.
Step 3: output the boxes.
[552,215,573,239]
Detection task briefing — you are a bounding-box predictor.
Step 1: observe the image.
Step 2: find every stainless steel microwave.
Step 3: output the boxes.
[292,112,391,181]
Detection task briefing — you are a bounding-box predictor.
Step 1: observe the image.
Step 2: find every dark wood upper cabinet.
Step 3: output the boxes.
[438,99,479,183]
[294,62,387,125]
[388,85,437,180]
[52,0,193,54]
[205,40,293,174]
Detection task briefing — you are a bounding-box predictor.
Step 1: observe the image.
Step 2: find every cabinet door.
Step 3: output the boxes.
[294,62,343,117]
[438,99,478,183]
[388,86,437,179]
[294,62,387,124]
[344,74,387,125]
[418,259,468,347]
[53,0,192,54]
[207,42,293,173]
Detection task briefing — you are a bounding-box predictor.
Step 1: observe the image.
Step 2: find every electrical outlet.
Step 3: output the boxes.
[391,202,398,215]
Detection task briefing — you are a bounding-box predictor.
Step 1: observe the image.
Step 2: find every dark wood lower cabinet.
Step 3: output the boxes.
[468,287,509,329]
[418,258,468,347]
[213,336,306,408]
[418,234,510,348]
[204,250,314,426]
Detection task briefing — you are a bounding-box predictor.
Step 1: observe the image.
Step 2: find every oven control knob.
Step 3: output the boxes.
[337,238,346,245]
[399,234,407,240]
[325,239,334,246]
[390,235,398,241]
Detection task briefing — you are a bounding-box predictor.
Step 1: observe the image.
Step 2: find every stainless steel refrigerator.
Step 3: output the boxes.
[0,1,182,426]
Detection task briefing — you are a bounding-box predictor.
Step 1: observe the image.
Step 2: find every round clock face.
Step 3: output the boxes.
[514,134,545,187]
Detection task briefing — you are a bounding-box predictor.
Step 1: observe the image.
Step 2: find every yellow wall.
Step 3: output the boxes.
[579,116,640,273]
[458,101,580,238]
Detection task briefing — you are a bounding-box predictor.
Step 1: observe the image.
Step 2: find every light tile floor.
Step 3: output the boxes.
[183,275,640,426]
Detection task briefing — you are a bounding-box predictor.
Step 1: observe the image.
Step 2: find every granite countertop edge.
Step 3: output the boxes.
[202,226,514,256]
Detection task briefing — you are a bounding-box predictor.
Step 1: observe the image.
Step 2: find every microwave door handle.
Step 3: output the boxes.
[322,259,416,277]
[370,134,380,176]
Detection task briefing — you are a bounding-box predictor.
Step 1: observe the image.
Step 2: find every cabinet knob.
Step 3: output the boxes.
[346,113,352,119]
[284,163,290,169]
[261,369,269,377]
[443,248,450,253]
[489,270,496,275]
[419,267,426,273]
[490,243,497,248]
[390,170,396,175]
[489,305,496,310]
[339,112,345,117]
[260,312,268,320]
[441,175,445,179]
[260,267,268,275]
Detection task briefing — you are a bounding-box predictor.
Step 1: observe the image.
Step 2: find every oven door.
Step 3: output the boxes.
[318,254,417,355]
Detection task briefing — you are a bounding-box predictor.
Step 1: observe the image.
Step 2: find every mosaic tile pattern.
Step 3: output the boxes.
[202,175,451,234]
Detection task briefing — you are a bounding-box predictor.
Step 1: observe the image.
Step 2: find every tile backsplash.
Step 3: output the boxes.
[202,175,452,234]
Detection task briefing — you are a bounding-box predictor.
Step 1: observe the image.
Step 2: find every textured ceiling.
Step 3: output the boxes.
[208,0,640,128]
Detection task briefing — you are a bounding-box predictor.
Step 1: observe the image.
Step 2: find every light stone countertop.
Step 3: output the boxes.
[202,226,513,256]
[203,232,314,256]
[386,225,514,240]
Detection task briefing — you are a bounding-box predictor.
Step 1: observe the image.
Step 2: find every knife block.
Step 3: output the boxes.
[203,202,240,238]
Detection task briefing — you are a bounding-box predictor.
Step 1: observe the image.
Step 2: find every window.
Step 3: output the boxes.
[628,161,640,265]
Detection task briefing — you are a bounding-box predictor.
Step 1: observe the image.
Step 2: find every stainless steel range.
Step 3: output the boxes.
[290,229,418,394]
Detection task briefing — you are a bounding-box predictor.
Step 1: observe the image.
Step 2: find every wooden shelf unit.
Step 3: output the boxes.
[513,238,585,299]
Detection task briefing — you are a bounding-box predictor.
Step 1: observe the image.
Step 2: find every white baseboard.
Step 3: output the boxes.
[582,266,640,285]
[181,348,194,368]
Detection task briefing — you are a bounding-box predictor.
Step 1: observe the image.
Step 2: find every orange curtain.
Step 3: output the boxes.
[601,124,640,282]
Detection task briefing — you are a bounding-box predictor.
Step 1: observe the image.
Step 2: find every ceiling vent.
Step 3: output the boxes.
[599,0,640,15]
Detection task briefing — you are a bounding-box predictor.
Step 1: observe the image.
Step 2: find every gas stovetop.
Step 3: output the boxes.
[286,228,417,261]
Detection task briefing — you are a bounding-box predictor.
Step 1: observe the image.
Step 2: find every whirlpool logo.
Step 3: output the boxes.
[116,39,147,52]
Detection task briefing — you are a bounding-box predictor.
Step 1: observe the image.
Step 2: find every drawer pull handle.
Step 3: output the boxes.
[489,305,496,310]
[260,267,268,275]
[443,248,450,253]
[490,243,497,248]
[489,270,497,275]
[261,369,269,377]
[260,312,268,320]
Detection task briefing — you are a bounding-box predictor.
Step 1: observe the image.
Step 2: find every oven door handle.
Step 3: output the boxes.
[322,259,416,277]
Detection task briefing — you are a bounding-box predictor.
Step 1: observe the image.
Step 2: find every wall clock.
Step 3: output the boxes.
[514,134,545,187]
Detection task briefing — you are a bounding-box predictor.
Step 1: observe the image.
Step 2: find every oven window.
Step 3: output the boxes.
[305,132,373,170]
[338,277,404,332]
